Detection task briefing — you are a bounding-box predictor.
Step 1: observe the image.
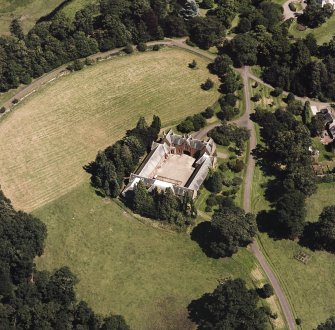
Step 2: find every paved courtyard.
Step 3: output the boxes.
[155,154,195,186]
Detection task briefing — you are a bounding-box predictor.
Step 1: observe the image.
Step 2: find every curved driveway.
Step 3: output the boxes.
[0,37,298,329]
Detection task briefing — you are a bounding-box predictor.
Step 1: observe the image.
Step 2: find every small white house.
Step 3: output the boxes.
[318,0,335,7]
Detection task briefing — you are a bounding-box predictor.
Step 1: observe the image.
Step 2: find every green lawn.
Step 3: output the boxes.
[62,0,98,19]
[0,0,63,35]
[289,15,335,45]
[271,0,287,5]
[306,182,335,222]
[34,182,259,330]
[249,79,285,110]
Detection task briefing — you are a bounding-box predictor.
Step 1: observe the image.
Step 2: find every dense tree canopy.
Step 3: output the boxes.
[253,108,317,239]
[188,279,267,330]
[316,316,335,330]
[90,116,161,197]
[209,205,257,257]
[0,190,129,329]
[311,205,335,252]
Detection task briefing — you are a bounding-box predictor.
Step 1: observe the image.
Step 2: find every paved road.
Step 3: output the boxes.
[0,37,299,329]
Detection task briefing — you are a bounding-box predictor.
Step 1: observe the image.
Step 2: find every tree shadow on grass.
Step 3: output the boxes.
[187,292,213,328]
[190,221,220,259]
[299,222,319,251]
[256,210,287,240]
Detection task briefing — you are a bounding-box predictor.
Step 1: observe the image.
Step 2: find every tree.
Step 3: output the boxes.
[313,205,335,252]
[189,59,197,68]
[302,101,312,125]
[137,42,147,51]
[75,7,95,35]
[219,70,241,94]
[201,107,214,118]
[236,17,251,33]
[287,100,304,116]
[316,316,335,330]
[179,0,198,20]
[209,55,232,78]
[200,0,214,10]
[260,283,274,298]
[205,171,223,193]
[100,315,130,330]
[201,78,214,90]
[209,206,257,257]
[188,279,267,329]
[276,190,306,239]
[229,34,259,67]
[10,18,24,40]
[189,16,225,49]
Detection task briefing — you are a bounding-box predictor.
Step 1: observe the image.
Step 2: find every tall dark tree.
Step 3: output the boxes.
[209,206,257,257]
[276,190,306,239]
[188,279,267,330]
[10,18,24,40]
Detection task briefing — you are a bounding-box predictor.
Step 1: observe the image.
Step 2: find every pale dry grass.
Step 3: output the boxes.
[0,48,219,211]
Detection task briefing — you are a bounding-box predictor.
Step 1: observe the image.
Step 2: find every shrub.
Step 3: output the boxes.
[124,44,134,54]
[259,283,274,298]
[228,159,245,173]
[12,98,19,104]
[152,44,161,51]
[222,178,232,187]
[201,107,215,119]
[200,0,214,9]
[271,87,283,97]
[0,106,6,114]
[220,197,235,208]
[206,194,218,206]
[205,205,212,212]
[189,59,197,68]
[201,78,214,91]
[289,2,297,12]
[218,163,228,172]
[177,119,194,133]
[232,177,243,186]
[186,38,196,47]
[286,92,295,103]
[251,93,261,102]
[217,105,239,121]
[84,58,93,66]
[137,43,147,52]
[205,171,223,193]
[68,59,84,71]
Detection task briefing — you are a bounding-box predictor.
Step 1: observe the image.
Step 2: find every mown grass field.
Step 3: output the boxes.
[0,48,220,212]
[34,182,258,330]
[289,15,335,45]
[0,0,63,34]
[251,114,335,329]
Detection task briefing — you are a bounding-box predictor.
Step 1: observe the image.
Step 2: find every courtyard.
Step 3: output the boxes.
[155,154,195,186]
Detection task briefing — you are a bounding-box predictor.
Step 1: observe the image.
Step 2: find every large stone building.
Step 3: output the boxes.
[122,130,217,199]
